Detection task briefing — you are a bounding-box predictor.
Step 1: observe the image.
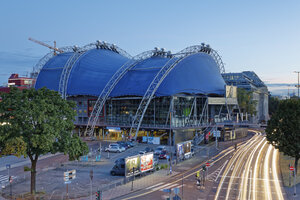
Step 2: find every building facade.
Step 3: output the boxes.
[222,71,269,123]
[34,42,236,144]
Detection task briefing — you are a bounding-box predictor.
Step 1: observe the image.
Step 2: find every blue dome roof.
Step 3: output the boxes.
[35,49,225,97]
[35,49,129,96]
[67,49,129,96]
[111,53,225,97]
[35,52,73,91]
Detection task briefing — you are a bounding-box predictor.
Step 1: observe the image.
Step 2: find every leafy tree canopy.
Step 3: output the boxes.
[0,87,88,159]
[237,88,257,115]
[0,87,88,193]
[266,99,300,174]
[269,96,280,116]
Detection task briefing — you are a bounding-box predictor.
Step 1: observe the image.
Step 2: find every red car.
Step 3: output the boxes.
[158,150,168,159]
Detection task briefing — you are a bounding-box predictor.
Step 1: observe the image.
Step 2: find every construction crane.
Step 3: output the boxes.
[28,37,64,55]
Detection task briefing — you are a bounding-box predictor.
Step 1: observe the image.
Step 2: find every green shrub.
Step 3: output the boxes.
[24,166,32,172]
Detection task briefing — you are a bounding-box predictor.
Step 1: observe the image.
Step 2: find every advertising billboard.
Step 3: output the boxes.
[177,143,184,160]
[177,140,192,159]
[140,153,154,172]
[125,156,140,177]
[183,141,191,155]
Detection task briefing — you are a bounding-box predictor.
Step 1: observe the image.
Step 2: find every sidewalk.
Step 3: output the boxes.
[284,183,300,200]
[0,153,62,172]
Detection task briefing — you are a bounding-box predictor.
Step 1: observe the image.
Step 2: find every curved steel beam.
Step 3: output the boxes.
[84,49,157,136]
[32,46,74,76]
[81,41,132,59]
[58,42,132,99]
[32,46,74,88]
[59,51,86,99]
[176,45,225,73]
[33,41,131,90]
[130,52,205,139]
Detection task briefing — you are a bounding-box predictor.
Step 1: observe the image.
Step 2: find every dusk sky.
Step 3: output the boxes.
[1,0,300,95]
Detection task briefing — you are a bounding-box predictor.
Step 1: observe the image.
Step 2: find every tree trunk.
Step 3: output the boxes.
[295,157,299,176]
[30,158,38,194]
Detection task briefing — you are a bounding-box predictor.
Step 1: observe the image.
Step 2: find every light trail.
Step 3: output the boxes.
[240,137,265,200]
[252,140,268,200]
[248,168,252,200]
[214,136,258,200]
[264,144,273,200]
[216,135,260,200]
[272,148,284,200]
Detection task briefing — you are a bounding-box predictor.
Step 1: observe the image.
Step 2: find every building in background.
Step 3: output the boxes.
[0,74,35,93]
[222,71,269,123]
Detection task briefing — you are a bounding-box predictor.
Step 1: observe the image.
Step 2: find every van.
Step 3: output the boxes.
[110,162,125,176]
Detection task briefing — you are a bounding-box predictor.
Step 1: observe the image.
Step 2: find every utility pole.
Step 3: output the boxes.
[90,169,93,200]
[294,71,300,98]
[131,167,135,191]
[169,111,172,175]
[169,98,174,175]
[294,169,297,197]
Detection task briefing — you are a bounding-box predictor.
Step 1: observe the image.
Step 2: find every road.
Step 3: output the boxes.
[111,131,286,200]
[215,131,286,200]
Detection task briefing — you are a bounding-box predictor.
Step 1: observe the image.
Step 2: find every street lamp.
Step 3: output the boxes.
[294,71,300,98]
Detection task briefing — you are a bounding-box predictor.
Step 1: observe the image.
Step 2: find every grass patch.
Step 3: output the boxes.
[279,152,300,187]
[14,191,46,200]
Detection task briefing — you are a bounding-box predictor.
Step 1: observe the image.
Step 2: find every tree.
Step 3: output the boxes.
[265,99,300,175]
[237,88,257,116]
[269,96,280,116]
[0,87,88,194]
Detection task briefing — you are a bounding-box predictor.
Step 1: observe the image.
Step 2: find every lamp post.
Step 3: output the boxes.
[294,71,300,98]
[169,99,175,175]
[169,110,172,175]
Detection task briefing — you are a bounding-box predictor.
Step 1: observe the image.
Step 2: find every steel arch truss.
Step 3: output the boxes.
[59,51,86,99]
[58,42,132,99]
[81,41,132,59]
[32,46,74,87]
[130,44,226,139]
[85,50,157,136]
[130,53,197,139]
[176,45,225,73]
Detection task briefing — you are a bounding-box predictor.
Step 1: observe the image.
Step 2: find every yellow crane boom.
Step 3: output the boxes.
[28,37,64,55]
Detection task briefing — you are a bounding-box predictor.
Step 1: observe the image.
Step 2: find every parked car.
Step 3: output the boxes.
[105,145,125,153]
[145,147,154,153]
[154,146,166,155]
[126,141,136,147]
[117,141,130,149]
[108,143,120,148]
[158,150,168,159]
